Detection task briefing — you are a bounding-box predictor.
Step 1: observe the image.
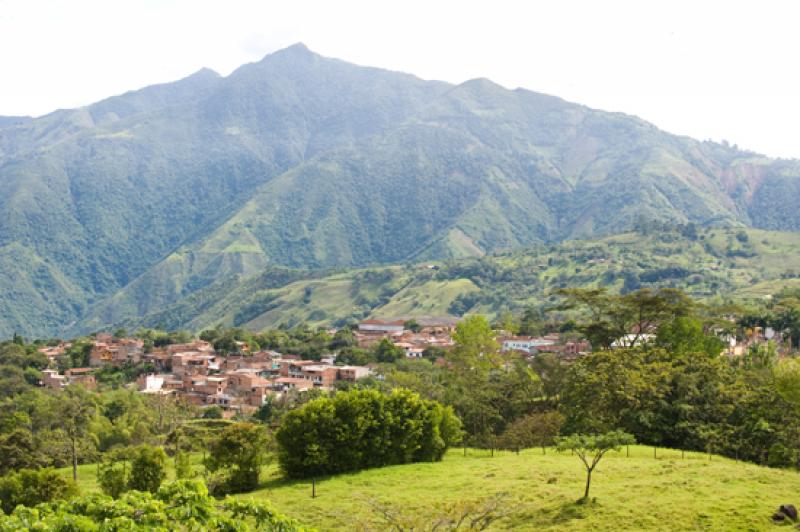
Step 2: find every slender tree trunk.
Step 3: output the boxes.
[312,477,316,498]
[583,468,592,500]
[71,436,78,481]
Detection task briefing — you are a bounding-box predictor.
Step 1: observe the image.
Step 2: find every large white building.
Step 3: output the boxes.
[358,319,405,335]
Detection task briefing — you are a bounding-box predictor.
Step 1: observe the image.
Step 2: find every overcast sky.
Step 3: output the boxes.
[2,0,799,158]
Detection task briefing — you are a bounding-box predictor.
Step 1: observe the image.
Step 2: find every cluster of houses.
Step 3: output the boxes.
[39,335,373,415]
[498,334,590,360]
[36,318,594,415]
[356,317,458,357]
[135,348,371,415]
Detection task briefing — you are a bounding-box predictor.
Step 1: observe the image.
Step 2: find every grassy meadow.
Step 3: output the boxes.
[62,445,800,530]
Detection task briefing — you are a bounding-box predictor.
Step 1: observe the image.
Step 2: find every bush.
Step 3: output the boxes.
[205,423,270,495]
[98,445,167,497]
[128,445,167,493]
[0,479,305,530]
[276,389,461,479]
[0,468,78,514]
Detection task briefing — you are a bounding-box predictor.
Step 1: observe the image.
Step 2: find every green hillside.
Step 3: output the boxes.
[5,44,800,338]
[62,447,800,530]
[84,226,800,334]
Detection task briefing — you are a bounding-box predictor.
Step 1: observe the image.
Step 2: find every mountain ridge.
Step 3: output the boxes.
[2,44,799,338]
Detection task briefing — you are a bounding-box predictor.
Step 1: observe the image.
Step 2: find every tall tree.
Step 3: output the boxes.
[60,386,95,481]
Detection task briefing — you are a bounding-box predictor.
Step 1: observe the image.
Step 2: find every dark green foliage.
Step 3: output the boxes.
[128,445,168,493]
[374,338,404,363]
[205,422,270,494]
[0,479,305,530]
[202,406,224,419]
[275,389,461,479]
[0,468,78,514]
[655,316,724,357]
[498,411,564,453]
[559,347,800,465]
[97,459,128,499]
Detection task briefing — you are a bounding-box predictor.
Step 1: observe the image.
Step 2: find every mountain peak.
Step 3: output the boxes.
[268,42,316,59]
[188,67,221,79]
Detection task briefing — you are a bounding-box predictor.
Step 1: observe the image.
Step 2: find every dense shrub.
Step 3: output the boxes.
[0,468,78,514]
[205,423,270,495]
[275,389,461,478]
[0,479,304,531]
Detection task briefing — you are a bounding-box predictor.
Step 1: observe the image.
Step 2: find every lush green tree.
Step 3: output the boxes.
[374,338,404,363]
[558,288,693,350]
[276,389,461,478]
[60,386,96,481]
[0,428,42,474]
[530,353,569,404]
[498,411,564,454]
[0,468,77,514]
[128,445,168,493]
[774,358,800,408]
[98,458,129,499]
[206,422,270,494]
[403,319,422,333]
[174,452,193,480]
[655,316,724,357]
[203,405,224,419]
[557,430,635,501]
[450,315,501,373]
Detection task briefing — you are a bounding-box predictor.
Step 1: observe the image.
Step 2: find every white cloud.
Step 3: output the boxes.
[1,0,799,158]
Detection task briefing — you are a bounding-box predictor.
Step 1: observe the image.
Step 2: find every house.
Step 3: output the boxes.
[272,377,314,392]
[166,341,215,355]
[358,319,406,335]
[300,365,340,388]
[610,334,655,349]
[337,365,371,382]
[89,338,144,367]
[41,369,65,389]
[37,342,70,361]
[415,317,459,335]
[279,360,319,379]
[64,368,97,389]
[41,368,96,389]
[172,353,218,376]
[500,336,556,353]
[137,373,166,393]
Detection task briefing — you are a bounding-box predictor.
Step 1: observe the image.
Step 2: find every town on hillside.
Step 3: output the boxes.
[34,317,601,416]
[34,309,779,419]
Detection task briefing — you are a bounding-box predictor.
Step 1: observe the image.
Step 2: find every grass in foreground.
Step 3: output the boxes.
[249,446,799,531]
[63,446,800,530]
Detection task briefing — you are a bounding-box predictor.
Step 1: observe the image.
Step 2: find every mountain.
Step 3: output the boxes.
[79,227,800,334]
[2,43,800,338]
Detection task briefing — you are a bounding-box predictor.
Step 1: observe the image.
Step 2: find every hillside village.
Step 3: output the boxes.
[34,317,602,416]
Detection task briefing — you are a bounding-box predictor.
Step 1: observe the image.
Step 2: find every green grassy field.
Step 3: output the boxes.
[63,446,800,530]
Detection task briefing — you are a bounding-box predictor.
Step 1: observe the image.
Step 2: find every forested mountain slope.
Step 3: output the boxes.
[77,227,800,334]
[3,44,800,337]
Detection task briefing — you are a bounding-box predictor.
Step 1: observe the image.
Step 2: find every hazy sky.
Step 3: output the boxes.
[2,0,799,158]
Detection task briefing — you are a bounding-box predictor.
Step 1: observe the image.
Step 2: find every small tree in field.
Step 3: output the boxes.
[557,430,635,502]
